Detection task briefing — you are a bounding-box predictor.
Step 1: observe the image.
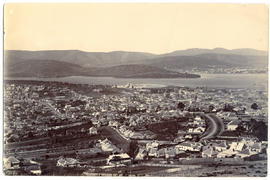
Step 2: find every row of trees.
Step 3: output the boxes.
[236,119,267,141]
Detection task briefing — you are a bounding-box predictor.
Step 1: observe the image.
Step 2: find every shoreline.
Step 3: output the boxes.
[4,73,268,90]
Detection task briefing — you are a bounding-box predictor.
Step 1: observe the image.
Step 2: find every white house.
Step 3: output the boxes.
[148,148,158,157]
[146,141,159,151]
[227,120,240,131]
[89,127,98,135]
[99,138,118,152]
[215,141,227,152]
[194,116,201,121]
[202,147,215,158]
[250,142,262,153]
[92,120,101,128]
[184,134,192,139]
[4,156,20,170]
[56,157,79,167]
[26,164,42,175]
[193,127,206,133]
[135,148,147,160]
[176,142,201,152]
[107,153,131,166]
[230,141,246,152]
[108,120,119,128]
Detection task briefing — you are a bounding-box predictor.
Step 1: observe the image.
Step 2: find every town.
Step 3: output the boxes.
[3,80,268,176]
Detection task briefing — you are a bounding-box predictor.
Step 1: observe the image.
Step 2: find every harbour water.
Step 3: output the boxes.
[5,73,268,91]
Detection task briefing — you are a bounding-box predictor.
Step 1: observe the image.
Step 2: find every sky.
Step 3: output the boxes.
[4,3,269,54]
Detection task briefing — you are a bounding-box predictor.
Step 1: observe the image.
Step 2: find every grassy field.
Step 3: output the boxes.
[149,160,267,177]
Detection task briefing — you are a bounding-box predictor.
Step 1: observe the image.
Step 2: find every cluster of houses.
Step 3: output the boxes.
[135,140,203,161]
[202,138,267,159]
[57,157,80,168]
[133,137,266,162]
[4,81,268,174]
[135,141,202,160]
[107,153,131,166]
[96,138,120,153]
[4,156,42,175]
[187,115,206,134]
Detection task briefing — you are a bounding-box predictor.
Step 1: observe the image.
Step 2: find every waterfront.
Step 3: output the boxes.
[5,73,268,90]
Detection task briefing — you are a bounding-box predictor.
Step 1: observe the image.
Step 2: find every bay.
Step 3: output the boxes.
[5,73,268,91]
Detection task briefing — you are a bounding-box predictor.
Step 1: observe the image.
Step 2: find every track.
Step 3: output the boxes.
[200,113,224,140]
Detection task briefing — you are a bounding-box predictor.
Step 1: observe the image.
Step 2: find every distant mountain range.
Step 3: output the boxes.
[5,60,200,78]
[5,50,156,67]
[5,48,268,78]
[145,53,267,70]
[161,48,268,57]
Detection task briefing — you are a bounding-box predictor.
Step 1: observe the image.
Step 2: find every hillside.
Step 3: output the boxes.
[161,48,268,57]
[5,48,268,70]
[5,60,199,78]
[5,60,83,78]
[86,64,200,78]
[146,53,268,70]
[5,50,156,68]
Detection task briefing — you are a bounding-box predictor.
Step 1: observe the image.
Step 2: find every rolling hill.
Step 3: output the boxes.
[5,60,83,78]
[5,48,268,69]
[5,50,156,68]
[147,53,268,70]
[5,60,200,78]
[4,48,268,78]
[160,48,268,57]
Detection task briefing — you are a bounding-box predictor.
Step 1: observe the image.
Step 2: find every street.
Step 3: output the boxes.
[200,113,224,140]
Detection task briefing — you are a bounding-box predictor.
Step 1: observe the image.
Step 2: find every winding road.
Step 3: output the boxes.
[199,113,224,140]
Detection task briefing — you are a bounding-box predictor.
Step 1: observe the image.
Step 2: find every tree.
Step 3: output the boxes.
[251,103,259,110]
[252,121,267,141]
[209,105,215,112]
[224,104,234,112]
[128,140,138,159]
[236,123,247,136]
[177,102,185,111]
[28,131,34,138]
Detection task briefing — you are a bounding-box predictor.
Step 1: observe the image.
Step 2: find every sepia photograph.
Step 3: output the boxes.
[2,2,269,177]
